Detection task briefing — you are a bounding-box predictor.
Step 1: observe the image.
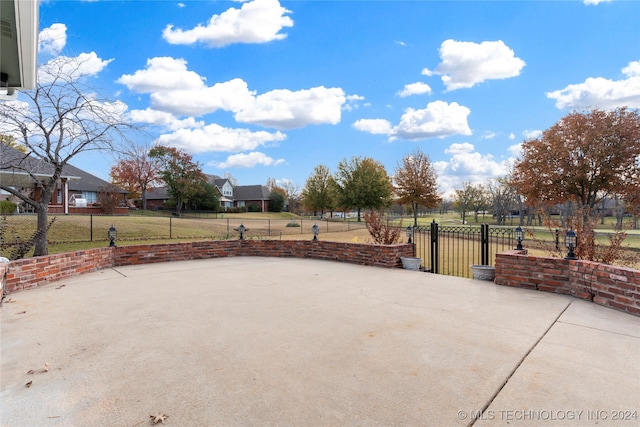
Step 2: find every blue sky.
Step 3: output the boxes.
[33,0,640,197]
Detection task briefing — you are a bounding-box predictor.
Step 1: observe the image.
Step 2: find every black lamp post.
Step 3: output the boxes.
[108,225,117,247]
[565,229,577,260]
[514,226,524,250]
[312,223,320,241]
[235,223,246,240]
[406,226,413,244]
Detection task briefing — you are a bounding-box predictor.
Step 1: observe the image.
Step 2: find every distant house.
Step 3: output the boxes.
[0,144,128,214]
[144,175,271,212]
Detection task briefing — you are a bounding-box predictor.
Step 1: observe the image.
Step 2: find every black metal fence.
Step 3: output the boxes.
[412,220,516,278]
[0,214,367,245]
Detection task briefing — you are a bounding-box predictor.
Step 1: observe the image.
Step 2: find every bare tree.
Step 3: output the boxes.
[486,177,516,225]
[280,179,301,214]
[0,59,134,256]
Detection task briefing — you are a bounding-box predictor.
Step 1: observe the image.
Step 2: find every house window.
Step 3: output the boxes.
[223,183,233,196]
[57,189,62,204]
[237,201,245,208]
[82,192,97,203]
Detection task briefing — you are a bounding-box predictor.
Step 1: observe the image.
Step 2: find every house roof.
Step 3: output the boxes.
[206,174,230,189]
[1,144,126,194]
[145,187,169,200]
[234,185,271,201]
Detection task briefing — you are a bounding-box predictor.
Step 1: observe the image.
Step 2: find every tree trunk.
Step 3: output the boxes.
[413,203,418,227]
[33,203,49,256]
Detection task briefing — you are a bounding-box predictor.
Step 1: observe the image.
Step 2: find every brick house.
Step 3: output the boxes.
[144,175,271,212]
[0,145,128,214]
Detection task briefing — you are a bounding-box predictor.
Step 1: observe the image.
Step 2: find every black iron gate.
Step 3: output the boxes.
[412,220,515,278]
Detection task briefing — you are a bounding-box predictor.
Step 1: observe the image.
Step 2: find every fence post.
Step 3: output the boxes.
[430,219,438,274]
[481,223,489,265]
[268,219,271,236]
[169,216,172,239]
[90,214,93,242]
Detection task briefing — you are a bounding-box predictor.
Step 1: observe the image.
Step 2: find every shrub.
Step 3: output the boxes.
[286,222,301,227]
[363,210,401,245]
[0,200,17,215]
[248,204,261,212]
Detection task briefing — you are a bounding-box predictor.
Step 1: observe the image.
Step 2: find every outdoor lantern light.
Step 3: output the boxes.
[565,229,578,260]
[514,226,524,250]
[108,225,117,247]
[235,223,246,240]
[312,223,320,240]
[406,226,413,244]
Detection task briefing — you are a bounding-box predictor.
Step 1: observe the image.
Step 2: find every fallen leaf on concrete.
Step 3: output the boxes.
[4,298,15,303]
[25,381,32,388]
[55,285,65,289]
[26,363,49,375]
[17,311,26,314]
[149,413,169,425]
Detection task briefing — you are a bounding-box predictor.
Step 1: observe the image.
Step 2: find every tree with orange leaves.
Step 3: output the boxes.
[513,107,640,211]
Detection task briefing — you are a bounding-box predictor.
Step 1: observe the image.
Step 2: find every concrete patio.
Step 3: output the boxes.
[1,257,638,426]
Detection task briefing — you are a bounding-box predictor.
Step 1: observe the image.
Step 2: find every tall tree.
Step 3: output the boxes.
[334,156,392,222]
[280,179,301,214]
[393,149,441,227]
[513,107,640,211]
[110,145,162,210]
[191,182,220,211]
[1,134,27,153]
[487,177,517,225]
[148,145,207,215]
[0,59,133,256]
[302,165,336,216]
[453,181,485,224]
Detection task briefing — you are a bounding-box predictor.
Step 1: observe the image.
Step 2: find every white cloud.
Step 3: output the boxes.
[128,108,205,130]
[508,143,523,158]
[427,39,526,91]
[235,87,346,129]
[343,94,365,111]
[212,152,285,168]
[523,129,542,140]
[38,52,113,83]
[397,82,432,97]
[434,142,510,196]
[584,0,612,5]
[352,118,393,135]
[353,101,471,141]
[151,78,256,117]
[481,131,496,140]
[546,60,640,109]
[508,133,516,140]
[117,57,206,93]
[156,123,286,153]
[395,101,472,140]
[118,57,346,129]
[38,23,67,56]
[162,0,293,47]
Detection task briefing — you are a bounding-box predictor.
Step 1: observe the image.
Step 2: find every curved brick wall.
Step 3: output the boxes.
[495,250,640,316]
[3,240,414,295]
